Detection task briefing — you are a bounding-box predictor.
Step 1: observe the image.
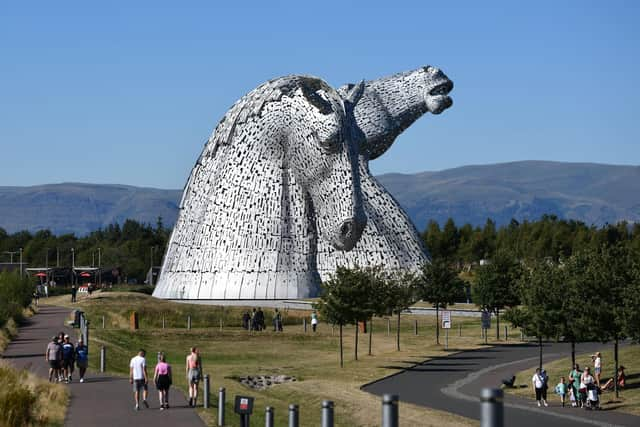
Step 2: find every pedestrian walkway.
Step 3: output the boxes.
[2,306,204,427]
[363,342,640,427]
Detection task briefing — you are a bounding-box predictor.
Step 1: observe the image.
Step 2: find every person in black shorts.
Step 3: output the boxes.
[61,335,75,383]
[45,336,62,382]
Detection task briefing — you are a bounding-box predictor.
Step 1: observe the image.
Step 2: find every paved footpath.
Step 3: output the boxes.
[364,342,640,427]
[1,306,204,427]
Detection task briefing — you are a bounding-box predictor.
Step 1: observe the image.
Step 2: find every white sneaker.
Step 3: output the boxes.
[79,378,84,383]
[543,401,548,407]
[135,404,139,411]
[537,402,541,407]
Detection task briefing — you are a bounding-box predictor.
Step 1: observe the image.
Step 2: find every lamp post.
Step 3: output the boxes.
[71,248,75,286]
[97,247,101,287]
[3,251,19,264]
[150,246,156,285]
[56,247,60,267]
[19,248,23,278]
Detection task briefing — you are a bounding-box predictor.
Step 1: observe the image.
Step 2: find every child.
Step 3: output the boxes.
[569,386,577,407]
[555,376,569,407]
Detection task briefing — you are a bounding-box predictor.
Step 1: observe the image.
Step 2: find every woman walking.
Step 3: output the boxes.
[569,363,583,407]
[532,368,548,407]
[154,353,172,410]
[186,347,202,407]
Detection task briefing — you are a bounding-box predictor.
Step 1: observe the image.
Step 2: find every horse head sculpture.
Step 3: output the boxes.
[154,76,368,299]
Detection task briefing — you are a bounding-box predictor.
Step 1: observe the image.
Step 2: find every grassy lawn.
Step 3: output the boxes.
[43,291,517,426]
[505,345,640,415]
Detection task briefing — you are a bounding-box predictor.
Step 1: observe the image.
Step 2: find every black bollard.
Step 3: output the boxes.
[321,400,334,427]
[381,394,398,427]
[414,320,418,335]
[204,375,210,408]
[218,387,226,427]
[480,388,503,427]
[288,404,299,427]
[265,406,274,427]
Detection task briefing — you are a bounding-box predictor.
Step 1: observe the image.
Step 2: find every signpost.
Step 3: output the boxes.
[441,310,451,350]
[234,395,254,427]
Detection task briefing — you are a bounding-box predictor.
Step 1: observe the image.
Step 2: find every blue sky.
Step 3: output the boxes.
[1,1,638,188]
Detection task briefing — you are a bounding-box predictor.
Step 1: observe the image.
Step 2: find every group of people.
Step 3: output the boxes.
[532,351,627,410]
[241,308,320,332]
[128,346,203,411]
[241,308,266,331]
[44,332,88,383]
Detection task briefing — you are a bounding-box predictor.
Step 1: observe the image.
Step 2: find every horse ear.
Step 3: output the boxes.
[343,80,365,108]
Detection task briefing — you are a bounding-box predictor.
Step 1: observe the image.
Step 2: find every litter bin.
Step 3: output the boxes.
[73,310,84,328]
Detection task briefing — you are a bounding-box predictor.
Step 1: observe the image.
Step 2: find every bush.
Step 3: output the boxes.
[0,272,32,328]
[0,365,36,427]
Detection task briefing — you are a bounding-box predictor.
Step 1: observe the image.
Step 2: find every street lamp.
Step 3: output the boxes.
[71,248,75,286]
[19,248,23,278]
[150,246,156,285]
[3,251,19,263]
[97,247,101,287]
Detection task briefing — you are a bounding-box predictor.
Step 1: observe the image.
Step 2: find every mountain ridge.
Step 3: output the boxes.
[1,161,638,235]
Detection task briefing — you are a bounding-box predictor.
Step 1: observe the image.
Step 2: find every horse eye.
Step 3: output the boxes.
[318,131,341,153]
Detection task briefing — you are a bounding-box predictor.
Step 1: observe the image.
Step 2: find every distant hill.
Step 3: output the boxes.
[1,161,638,235]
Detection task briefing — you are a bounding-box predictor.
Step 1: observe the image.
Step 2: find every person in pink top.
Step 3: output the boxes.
[153,353,172,410]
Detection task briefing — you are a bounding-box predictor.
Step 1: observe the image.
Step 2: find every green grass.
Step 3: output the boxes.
[505,344,640,415]
[45,291,523,426]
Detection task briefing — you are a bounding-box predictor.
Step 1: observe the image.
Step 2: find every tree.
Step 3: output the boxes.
[314,266,375,366]
[505,259,565,369]
[472,250,521,340]
[415,259,464,344]
[382,271,418,351]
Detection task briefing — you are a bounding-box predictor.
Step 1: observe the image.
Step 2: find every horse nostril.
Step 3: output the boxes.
[340,221,353,238]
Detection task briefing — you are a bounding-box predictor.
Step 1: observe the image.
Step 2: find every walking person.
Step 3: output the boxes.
[75,337,89,383]
[592,352,602,387]
[580,366,595,408]
[273,308,283,332]
[154,353,172,410]
[555,376,569,407]
[45,336,62,383]
[61,335,75,383]
[532,368,548,407]
[43,282,49,298]
[311,310,318,332]
[129,349,149,410]
[71,284,77,303]
[186,347,202,407]
[569,363,583,407]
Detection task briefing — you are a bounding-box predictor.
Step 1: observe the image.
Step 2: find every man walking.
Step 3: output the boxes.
[71,284,77,303]
[129,349,149,410]
[45,336,61,383]
[75,337,89,383]
[61,335,75,383]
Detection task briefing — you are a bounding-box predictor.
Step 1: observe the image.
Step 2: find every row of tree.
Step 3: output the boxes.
[422,215,640,264]
[0,272,32,328]
[0,218,169,282]
[314,261,464,367]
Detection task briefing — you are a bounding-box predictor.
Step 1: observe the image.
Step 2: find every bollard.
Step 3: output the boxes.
[480,388,503,427]
[220,318,223,332]
[459,324,462,337]
[265,406,274,427]
[204,375,210,408]
[187,315,192,330]
[381,394,398,427]
[100,346,106,373]
[387,318,391,336]
[288,404,299,427]
[218,388,226,426]
[414,320,418,335]
[162,315,165,329]
[521,330,524,341]
[504,326,508,342]
[102,315,105,329]
[321,400,334,427]
[303,318,307,333]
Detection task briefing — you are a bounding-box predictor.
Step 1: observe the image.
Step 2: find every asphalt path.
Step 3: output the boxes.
[1,305,204,427]
[363,342,640,427]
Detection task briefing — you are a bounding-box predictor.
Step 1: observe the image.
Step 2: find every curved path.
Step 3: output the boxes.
[363,342,640,427]
[1,306,204,427]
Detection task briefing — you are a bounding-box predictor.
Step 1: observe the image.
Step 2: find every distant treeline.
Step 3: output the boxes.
[421,214,640,264]
[1,214,639,282]
[0,218,169,282]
